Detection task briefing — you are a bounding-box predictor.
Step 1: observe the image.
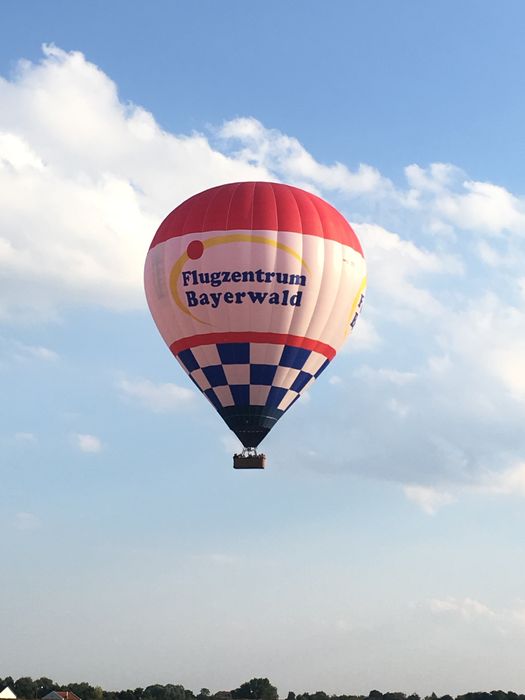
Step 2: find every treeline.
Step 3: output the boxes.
[2,677,525,700]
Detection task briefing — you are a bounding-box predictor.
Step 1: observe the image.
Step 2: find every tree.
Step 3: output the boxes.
[65,683,97,700]
[34,679,56,698]
[15,678,36,700]
[231,680,277,700]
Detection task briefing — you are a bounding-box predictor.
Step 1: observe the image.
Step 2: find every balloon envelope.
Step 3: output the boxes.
[144,182,366,448]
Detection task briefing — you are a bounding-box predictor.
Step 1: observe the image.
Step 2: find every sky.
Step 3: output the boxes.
[2,0,525,696]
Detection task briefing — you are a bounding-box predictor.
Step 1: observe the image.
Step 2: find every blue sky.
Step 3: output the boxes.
[2,1,525,696]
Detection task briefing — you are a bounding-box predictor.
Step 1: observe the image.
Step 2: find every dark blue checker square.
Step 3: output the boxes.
[202,364,227,387]
[266,386,288,408]
[204,388,222,409]
[280,345,311,369]
[314,359,330,378]
[250,364,277,385]
[178,349,199,372]
[217,342,250,365]
[230,384,250,406]
[291,371,313,392]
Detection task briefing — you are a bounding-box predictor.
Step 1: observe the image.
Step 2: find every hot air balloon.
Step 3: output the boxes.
[144,182,366,469]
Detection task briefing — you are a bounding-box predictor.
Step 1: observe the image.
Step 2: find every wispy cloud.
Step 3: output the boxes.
[218,116,392,197]
[13,343,59,362]
[74,433,102,453]
[0,339,59,363]
[14,431,36,442]
[429,597,495,619]
[403,462,525,514]
[14,511,41,531]
[403,485,455,515]
[427,596,525,633]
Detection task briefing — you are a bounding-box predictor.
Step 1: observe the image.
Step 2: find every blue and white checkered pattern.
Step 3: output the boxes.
[176,342,330,412]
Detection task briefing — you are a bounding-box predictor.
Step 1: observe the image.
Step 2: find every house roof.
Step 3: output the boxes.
[0,689,17,700]
[43,692,81,700]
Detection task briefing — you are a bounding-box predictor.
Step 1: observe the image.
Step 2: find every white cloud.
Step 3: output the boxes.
[14,511,41,531]
[218,117,392,197]
[427,597,525,633]
[403,163,525,240]
[14,431,36,442]
[13,342,59,361]
[437,181,525,236]
[75,433,102,453]
[403,485,455,515]
[443,294,525,403]
[354,223,457,321]
[429,597,495,619]
[387,398,410,418]
[477,462,525,496]
[405,162,463,194]
[401,462,525,514]
[0,45,270,320]
[355,366,417,385]
[342,316,380,353]
[118,377,195,412]
[328,375,342,385]
[0,338,59,363]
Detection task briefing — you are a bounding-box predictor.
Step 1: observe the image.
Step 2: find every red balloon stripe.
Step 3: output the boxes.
[169,331,337,360]
[150,181,363,255]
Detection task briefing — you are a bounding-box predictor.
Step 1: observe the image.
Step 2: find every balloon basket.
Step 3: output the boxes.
[233,448,266,469]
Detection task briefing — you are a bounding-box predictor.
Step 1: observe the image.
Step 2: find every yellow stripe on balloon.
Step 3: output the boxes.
[207,234,311,273]
[169,251,211,325]
[346,275,367,336]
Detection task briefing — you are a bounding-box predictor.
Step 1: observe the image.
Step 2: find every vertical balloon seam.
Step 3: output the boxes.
[227,182,254,415]
[294,190,330,388]
[275,185,308,400]
[209,183,235,412]
[176,188,214,405]
[247,183,266,409]
[219,182,245,384]
[286,186,313,402]
[212,182,246,411]
[299,192,333,400]
[285,191,307,408]
[199,186,229,364]
[275,184,311,414]
[308,195,348,378]
[262,182,280,370]
[265,200,283,398]
[321,191,352,352]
